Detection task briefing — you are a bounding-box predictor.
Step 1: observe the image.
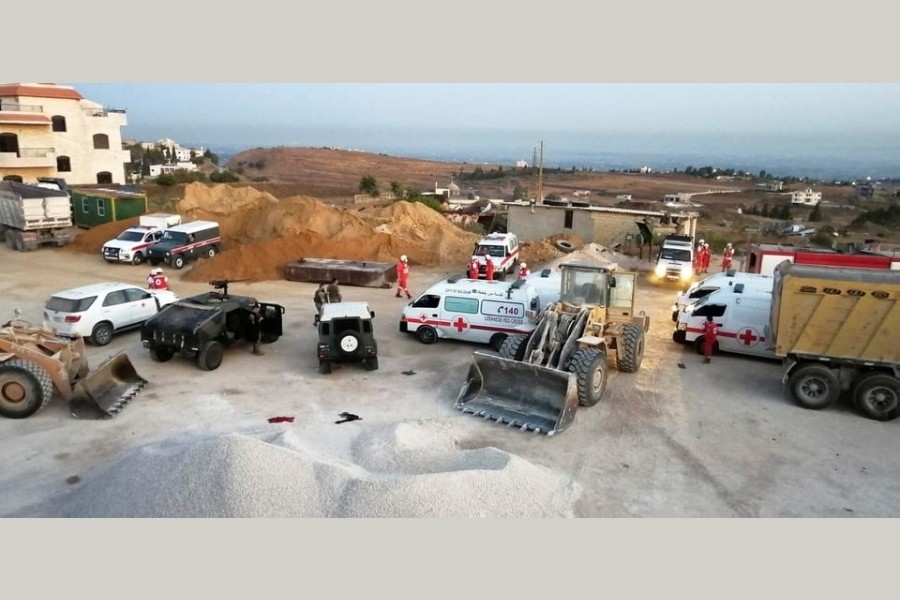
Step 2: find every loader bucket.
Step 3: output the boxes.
[69,351,147,419]
[456,352,579,436]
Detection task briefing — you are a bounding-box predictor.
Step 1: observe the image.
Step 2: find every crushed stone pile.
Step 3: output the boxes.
[31,421,580,518]
[542,242,653,273]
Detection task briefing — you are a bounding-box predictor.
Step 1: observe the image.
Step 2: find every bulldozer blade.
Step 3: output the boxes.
[456,352,579,436]
[69,351,147,420]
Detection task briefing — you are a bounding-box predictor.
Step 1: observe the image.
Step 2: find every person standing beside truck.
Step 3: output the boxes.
[518,262,530,280]
[701,315,718,364]
[327,277,343,303]
[396,255,412,299]
[313,283,328,326]
[722,243,734,271]
[485,258,495,281]
[468,257,479,280]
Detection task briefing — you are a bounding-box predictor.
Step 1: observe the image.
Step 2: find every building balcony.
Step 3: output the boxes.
[0,102,44,113]
[0,147,56,168]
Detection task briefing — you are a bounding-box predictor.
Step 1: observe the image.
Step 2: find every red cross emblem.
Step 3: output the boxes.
[738,328,759,345]
[452,316,469,333]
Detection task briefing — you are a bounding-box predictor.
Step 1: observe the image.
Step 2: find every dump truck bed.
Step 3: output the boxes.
[770,263,900,364]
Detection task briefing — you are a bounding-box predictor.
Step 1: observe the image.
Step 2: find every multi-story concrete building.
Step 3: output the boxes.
[789,188,822,206]
[0,83,130,185]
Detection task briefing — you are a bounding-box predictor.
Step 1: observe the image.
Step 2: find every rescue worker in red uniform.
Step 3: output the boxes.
[484,258,495,281]
[702,315,718,364]
[467,257,479,280]
[701,242,712,275]
[722,242,734,271]
[518,262,530,280]
[396,255,412,299]
[147,268,168,290]
[694,239,705,274]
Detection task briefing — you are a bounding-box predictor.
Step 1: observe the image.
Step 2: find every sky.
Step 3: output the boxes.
[71,83,900,148]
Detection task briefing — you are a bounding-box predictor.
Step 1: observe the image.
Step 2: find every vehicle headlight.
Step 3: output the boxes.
[681,264,693,278]
[654,264,666,277]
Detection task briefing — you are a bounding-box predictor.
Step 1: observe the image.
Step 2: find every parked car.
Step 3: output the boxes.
[43,282,179,346]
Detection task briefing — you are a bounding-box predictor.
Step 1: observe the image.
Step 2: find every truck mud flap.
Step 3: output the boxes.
[455,352,579,436]
[69,352,147,419]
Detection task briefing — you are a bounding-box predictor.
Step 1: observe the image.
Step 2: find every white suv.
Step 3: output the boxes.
[43,282,178,346]
[101,226,164,265]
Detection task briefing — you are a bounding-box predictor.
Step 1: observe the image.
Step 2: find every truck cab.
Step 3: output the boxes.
[654,234,694,284]
[471,232,520,280]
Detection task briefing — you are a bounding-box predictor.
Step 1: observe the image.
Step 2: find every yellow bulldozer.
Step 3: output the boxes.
[456,261,649,435]
[0,317,146,419]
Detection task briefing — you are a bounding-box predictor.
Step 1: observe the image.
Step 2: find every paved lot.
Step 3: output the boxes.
[1,244,898,516]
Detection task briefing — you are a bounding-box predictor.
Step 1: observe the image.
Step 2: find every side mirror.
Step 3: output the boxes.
[610,277,617,288]
[370,311,376,319]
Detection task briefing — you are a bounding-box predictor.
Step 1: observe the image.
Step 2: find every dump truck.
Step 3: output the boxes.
[0,180,75,251]
[0,317,146,419]
[770,262,900,421]
[456,261,649,435]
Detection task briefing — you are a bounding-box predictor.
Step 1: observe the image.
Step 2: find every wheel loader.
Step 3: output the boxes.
[456,261,649,436]
[0,318,146,419]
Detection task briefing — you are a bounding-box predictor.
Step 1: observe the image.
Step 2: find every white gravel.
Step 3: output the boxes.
[27,420,581,517]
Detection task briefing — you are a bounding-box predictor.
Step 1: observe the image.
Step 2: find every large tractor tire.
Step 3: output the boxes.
[788,364,840,410]
[0,359,55,419]
[489,333,508,353]
[617,323,645,373]
[568,348,608,407]
[852,373,900,421]
[498,333,529,361]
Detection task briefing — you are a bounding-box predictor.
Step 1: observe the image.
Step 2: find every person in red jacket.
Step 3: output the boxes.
[395,255,412,299]
[701,242,711,274]
[518,262,530,280]
[721,242,734,271]
[484,258,495,281]
[694,239,705,274]
[467,257,479,280]
[701,315,718,363]
[147,268,168,290]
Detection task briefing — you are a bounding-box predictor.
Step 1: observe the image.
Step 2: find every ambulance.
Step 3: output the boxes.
[399,269,561,351]
[671,270,774,322]
[471,232,520,280]
[673,284,777,360]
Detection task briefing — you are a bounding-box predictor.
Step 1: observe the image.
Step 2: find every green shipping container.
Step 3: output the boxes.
[71,188,148,228]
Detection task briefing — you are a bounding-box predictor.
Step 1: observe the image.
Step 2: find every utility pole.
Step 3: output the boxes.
[536,140,544,203]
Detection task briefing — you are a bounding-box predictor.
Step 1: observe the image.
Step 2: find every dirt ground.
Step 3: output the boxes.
[2,244,899,516]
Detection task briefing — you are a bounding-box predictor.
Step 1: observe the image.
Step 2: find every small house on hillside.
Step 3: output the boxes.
[790,188,822,206]
[71,186,147,228]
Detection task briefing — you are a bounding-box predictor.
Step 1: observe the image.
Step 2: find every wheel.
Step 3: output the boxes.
[149,346,174,362]
[568,348,608,407]
[498,333,529,361]
[0,359,55,419]
[694,336,718,356]
[149,258,161,266]
[198,340,224,371]
[555,240,575,253]
[90,321,114,346]
[337,331,361,355]
[788,364,840,410]
[260,332,279,344]
[131,252,145,265]
[489,333,508,352]
[173,255,185,269]
[5,233,15,250]
[672,330,686,344]
[415,325,438,345]
[497,269,506,281]
[319,360,332,375]
[206,246,217,259]
[852,373,900,421]
[617,323,645,373]
[364,356,379,371]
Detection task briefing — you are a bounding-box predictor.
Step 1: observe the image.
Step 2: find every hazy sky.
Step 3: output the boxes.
[72,83,900,147]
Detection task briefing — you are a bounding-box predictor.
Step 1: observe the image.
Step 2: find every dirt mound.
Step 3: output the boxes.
[67,216,141,254]
[520,233,585,267]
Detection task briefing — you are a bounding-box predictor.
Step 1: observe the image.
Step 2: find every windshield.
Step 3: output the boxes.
[46,296,96,312]
[475,245,505,258]
[161,231,187,243]
[116,231,145,242]
[660,248,691,262]
[560,267,609,305]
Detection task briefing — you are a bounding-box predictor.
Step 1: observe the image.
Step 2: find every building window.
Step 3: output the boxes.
[0,132,19,154]
[96,171,113,184]
[93,134,110,149]
[57,156,71,172]
[82,198,89,213]
[3,175,23,182]
[97,199,106,217]
[564,209,574,229]
[51,115,67,132]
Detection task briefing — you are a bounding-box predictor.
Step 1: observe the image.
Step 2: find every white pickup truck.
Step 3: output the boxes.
[101,213,182,265]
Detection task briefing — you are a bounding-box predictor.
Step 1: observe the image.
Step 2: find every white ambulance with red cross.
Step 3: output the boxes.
[673,283,777,359]
[399,270,561,351]
[471,233,520,280]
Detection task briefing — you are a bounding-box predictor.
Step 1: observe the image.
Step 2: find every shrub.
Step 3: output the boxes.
[155,174,176,186]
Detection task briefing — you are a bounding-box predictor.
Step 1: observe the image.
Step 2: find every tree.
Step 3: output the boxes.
[390,181,404,198]
[760,203,770,218]
[359,174,379,197]
[203,148,219,166]
[758,170,767,179]
[512,183,528,200]
[809,203,823,222]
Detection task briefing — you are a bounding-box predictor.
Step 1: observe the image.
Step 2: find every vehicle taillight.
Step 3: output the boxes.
[64,315,81,323]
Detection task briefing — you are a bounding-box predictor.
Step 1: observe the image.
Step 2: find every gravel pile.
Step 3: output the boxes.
[34,421,580,518]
